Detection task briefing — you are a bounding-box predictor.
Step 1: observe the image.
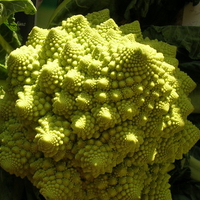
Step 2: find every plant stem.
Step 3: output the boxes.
[0,33,14,54]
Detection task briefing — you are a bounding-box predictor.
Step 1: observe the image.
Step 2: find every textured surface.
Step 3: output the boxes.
[0,9,200,200]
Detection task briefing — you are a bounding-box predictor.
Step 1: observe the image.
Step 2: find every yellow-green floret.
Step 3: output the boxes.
[0,9,200,200]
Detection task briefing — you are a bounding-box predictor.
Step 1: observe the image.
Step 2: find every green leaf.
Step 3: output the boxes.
[0,1,35,66]
[189,85,200,114]
[124,0,162,19]
[46,0,117,28]
[0,22,21,66]
[0,64,7,79]
[143,25,200,60]
[191,0,200,6]
[179,61,200,84]
[0,0,36,25]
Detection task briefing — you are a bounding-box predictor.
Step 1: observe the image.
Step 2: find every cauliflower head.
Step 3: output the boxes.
[0,9,200,200]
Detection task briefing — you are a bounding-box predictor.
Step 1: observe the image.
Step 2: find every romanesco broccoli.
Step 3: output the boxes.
[0,9,200,200]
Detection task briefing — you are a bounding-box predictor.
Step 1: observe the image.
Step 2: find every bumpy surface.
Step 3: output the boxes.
[0,9,200,200]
